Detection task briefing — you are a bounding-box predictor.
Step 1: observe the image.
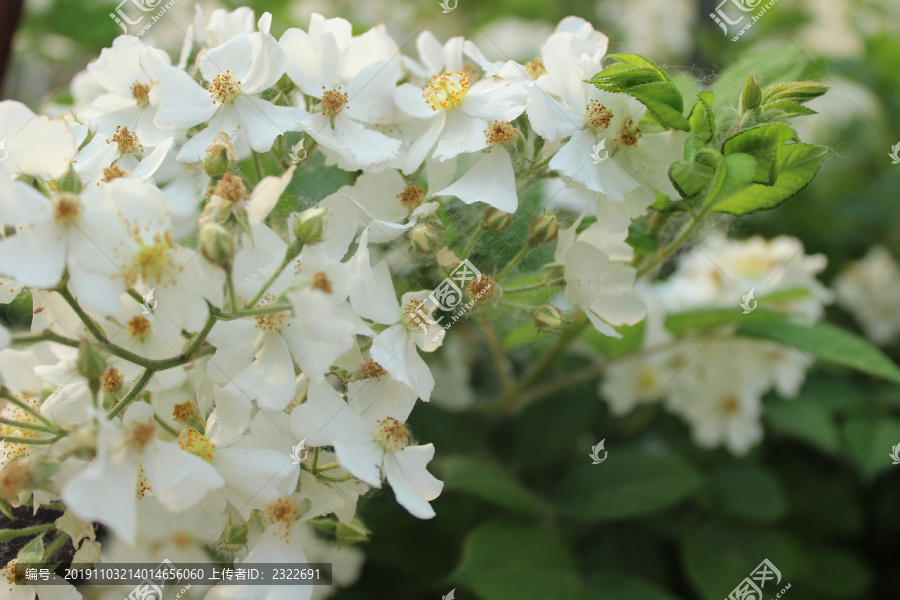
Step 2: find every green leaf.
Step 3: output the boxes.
[669,136,714,199]
[735,320,900,384]
[802,545,871,597]
[588,54,690,131]
[17,533,45,563]
[664,307,782,335]
[765,399,841,454]
[722,123,797,184]
[453,521,582,600]
[843,417,900,480]
[440,456,544,515]
[761,81,829,115]
[584,320,646,358]
[701,151,758,209]
[556,451,702,522]
[708,465,788,523]
[687,91,715,142]
[586,573,684,600]
[626,223,660,254]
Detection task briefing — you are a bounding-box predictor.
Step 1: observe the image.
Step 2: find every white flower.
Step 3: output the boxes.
[0,100,77,180]
[61,402,225,544]
[834,245,900,345]
[155,15,306,161]
[291,381,442,519]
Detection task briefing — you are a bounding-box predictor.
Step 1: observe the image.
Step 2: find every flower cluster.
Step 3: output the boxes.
[602,234,832,455]
[0,8,684,597]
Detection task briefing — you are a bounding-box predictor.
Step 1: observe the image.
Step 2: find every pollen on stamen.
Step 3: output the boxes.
[397,185,425,211]
[485,121,517,147]
[524,58,547,80]
[131,81,151,107]
[374,417,409,452]
[320,87,349,116]
[585,100,614,131]
[212,173,248,204]
[102,165,129,182]
[207,70,241,103]
[123,231,177,285]
[422,71,471,111]
[109,125,143,155]
[177,427,216,462]
[400,299,430,332]
[53,193,83,224]
[263,496,301,542]
[125,419,157,453]
[615,118,642,147]
[254,293,288,332]
[172,401,198,425]
[467,274,496,301]
[362,357,388,380]
[311,272,333,294]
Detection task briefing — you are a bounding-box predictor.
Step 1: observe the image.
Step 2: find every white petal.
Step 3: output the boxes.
[289,380,373,446]
[0,222,66,288]
[246,165,295,225]
[432,109,488,161]
[200,34,254,82]
[370,324,435,400]
[154,66,217,129]
[462,78,526,122]
[214,447,298,518]
[383,445,443,519]
[232,333,298,410]
[435,147,518,212]
[207,319,263,384]
[334,440,384,487]
[143,440,225,511]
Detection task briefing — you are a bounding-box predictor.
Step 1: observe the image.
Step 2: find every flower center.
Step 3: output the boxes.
[397,185,425,211]
[127,234,176,284]
[722,395,742,415]
[207,70,241,104]
[125,419,157,453]
[362,357,387,379]
[311,272,332,293]
[131,81,151,107]
[524,59,547,80]
[375,417,409,452]
[102,165,129,182]
[126,315,152,340]
[53,194,83,224]
[485,121,517,146]
[110,125,142,154]
[212,173,248,204]
[177,427,216,462]
[615,118,642,147]
[263,496,301,541]
[467,274,496,301]
[400,299,430,332]
[172,401,198,425]
[423,71,471,111]
[101,366,124,393]
[636,368,659,394]
[320,87,348,116]
[585,100,613,131]
[254,294,288,332]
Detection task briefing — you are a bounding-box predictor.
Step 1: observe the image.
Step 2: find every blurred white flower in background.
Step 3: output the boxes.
[834,245,900,346]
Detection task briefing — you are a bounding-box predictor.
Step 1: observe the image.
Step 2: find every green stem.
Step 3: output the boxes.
[312,462,341,474]
[0,416,55,434]
[503,277,565,294]
[226,268,239,314]
[461,225,484,259]
[43,532,69,561]
[0,522,56,542]
[635,211,707,278]
[244,253,295,310]
[0,436,56,446]
[1,389,54,427]
[251,151,264,181]
[316,473,352,483]
[57,285,109,345]
[11,330,80,349]
[219,303,293,319]
[107,369,155,419]
[495,246,531,282]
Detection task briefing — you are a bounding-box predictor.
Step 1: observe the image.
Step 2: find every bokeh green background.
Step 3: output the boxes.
[4,0,900,598]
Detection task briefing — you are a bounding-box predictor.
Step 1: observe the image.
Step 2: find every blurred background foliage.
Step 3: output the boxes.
[4,0,900,599]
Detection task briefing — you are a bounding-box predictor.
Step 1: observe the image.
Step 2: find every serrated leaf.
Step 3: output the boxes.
[762,81,829,104]
[556,451,702,522]
[669,136,714,198]
[722,123,796,184]
[441,455,544,515]
[687,91,715,142]
[701,151,758,209]
[708,465,788,523]
[735,320,900,383]
[453,521,582,600]
[589,54,690,131]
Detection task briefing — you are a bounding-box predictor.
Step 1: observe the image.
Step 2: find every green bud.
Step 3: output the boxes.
[336,518,371,544]
[408,222,440,254]
[527,213,559,247]
[76,340,106,382]
[482,206,512,231]
[204,147,231,178]
[199,223,235,268]
[532,304,564,333]
[292,206,329,245]
[740,73,762,114]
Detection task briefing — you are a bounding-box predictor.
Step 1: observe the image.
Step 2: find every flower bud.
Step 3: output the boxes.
[199,223,235,268]
[532,303,564,333]
[204,130,237,177]
[408,222,440,254]
[527,213,559,247]
[482,206,512,231]
[292,206,329,245]
[76,340,106,382]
